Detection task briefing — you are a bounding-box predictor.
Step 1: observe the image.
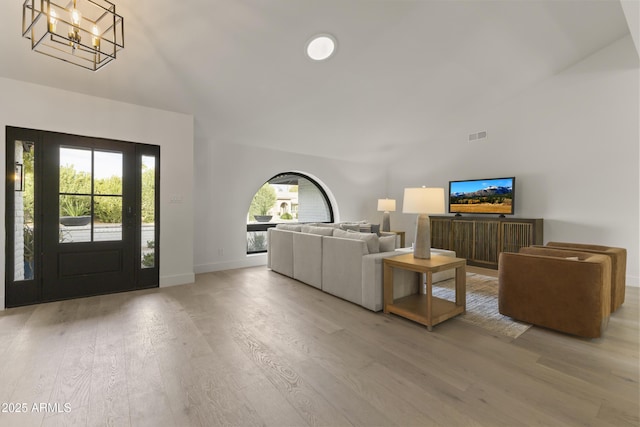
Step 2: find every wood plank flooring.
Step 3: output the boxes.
[0,266,637,427]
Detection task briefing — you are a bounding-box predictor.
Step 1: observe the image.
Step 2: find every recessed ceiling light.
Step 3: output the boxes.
[306,34,337,61]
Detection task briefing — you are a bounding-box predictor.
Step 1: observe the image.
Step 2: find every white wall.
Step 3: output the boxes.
[193,140,386,273]
[621,0,640,58]
[195,36,639,285]
[0,77,195,309]
[388,36,640,285]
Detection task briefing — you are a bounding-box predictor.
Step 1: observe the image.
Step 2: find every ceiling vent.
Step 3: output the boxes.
[468,131,488,142]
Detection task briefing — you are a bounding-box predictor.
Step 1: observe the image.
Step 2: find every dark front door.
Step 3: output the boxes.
[41,135,136,300]
[5,127,160,307]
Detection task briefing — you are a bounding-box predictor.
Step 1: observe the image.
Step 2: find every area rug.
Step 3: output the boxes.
[432,273,531,339]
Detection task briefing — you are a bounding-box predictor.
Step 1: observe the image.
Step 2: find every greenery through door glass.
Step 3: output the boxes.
[56,163,156,223]
[140,155,156,269]
[18,145,35,281]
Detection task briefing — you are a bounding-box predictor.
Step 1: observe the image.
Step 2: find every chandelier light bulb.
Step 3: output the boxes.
[49,9,57,32]
[68,5,82,46]
[71,8,82,26]
[92,25,100,48]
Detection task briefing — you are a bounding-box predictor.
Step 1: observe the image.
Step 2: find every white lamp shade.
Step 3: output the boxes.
[377,198,396,212]
[402,187,445,214]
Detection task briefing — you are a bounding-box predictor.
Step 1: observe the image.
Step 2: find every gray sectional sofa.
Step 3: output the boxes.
[267,223,455,311]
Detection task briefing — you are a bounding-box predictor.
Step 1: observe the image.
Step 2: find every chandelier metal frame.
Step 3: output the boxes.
[22,0,124,71]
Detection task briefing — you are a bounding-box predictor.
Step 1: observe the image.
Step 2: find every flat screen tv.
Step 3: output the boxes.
[449,177,515,215]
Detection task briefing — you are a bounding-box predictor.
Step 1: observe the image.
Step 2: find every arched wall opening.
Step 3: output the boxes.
[246,171,337,254]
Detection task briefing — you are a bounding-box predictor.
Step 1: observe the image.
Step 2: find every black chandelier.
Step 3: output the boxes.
[22,0,124,71]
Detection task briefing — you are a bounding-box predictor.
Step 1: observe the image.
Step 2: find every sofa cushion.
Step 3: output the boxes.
[302,225,335,236]
[275,224,303,232]
[333,229,380,254]
[292,232,323,289]
[379,235,396,252]
[322,236,368,305]
[267,228,294,277]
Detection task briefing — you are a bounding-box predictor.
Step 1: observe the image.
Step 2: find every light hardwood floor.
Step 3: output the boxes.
[0,267,637,427]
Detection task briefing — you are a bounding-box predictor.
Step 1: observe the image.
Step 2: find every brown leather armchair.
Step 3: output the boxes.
[498,247,611,338]
[543,242,626,312]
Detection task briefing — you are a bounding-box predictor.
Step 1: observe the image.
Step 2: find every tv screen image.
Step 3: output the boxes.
[449,177,515,215]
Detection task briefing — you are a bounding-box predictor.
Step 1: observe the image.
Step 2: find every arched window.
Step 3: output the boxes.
[246,172,334,253]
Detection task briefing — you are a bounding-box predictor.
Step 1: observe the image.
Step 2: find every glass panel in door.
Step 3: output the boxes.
[141,155,156,269]
[94,150,123,241]
[14,140,35,281]
[59,147,92,243]
[58,147,124,243]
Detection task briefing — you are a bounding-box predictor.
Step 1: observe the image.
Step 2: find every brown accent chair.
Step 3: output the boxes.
[498,247,611,338]
[542,242,626,312]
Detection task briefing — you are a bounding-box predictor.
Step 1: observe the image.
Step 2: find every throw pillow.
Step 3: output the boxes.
[313,223,339,228]
[358,223,372,233]
[339,223,360,232]
[333,229,380,254]
[379,235,396,252]
[333,228,352,238]
[370,224,381,236]
[301,225,335,236]
[332,229,369,254]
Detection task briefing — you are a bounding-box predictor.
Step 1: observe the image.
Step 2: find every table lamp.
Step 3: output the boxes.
[402,187,445,259]
[377,198,396,232]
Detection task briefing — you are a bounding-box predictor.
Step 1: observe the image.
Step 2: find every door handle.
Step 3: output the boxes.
[126,206,134,227]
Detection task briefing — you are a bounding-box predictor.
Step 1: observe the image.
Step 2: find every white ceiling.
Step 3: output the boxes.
[0,0,633,162]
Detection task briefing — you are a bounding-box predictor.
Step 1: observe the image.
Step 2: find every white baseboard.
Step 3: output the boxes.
[194,254,268,274]
[627,275,639,287]
[160,273,196,287]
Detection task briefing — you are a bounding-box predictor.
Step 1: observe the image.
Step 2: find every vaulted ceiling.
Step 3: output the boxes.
[0,1,634,162]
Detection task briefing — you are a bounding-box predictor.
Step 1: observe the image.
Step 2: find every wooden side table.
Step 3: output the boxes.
[383,253,466,331]
[390,230,406,248]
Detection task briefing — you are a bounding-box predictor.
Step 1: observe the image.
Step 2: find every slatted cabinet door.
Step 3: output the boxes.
[452,220,474,261]
[501,221,538,254]
[473,220,500,266]
[430,217,453,250]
